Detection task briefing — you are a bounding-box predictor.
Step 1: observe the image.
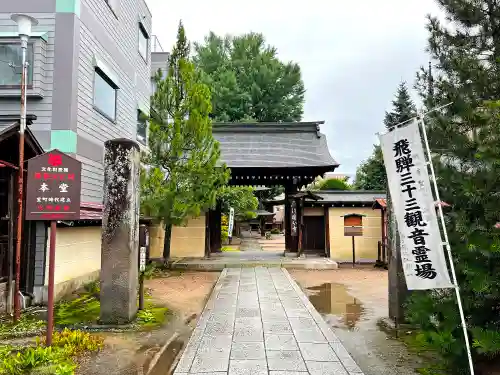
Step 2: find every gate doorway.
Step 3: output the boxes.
[303,215,325,254]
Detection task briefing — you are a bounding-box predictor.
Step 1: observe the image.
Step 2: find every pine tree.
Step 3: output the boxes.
[405,2,500,372]
[353,145,386,190]
[141,21,229,257]
[384,82,417,129]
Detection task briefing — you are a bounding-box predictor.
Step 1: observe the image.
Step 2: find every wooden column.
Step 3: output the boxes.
[324,205,330,257]
[297,197,304,257]
[205,209,211,258]
[214,202,222,252]
[284,188,291,252]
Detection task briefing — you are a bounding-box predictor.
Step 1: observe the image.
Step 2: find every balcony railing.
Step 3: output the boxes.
[151,35,164,53]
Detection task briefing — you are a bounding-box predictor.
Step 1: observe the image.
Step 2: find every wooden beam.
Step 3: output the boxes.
[324,205,330,257]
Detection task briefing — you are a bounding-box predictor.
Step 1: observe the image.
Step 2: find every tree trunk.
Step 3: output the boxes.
[162,223,172,261]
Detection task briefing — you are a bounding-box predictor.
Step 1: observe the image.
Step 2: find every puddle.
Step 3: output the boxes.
[303,282,423,375]
[306,283,365,330]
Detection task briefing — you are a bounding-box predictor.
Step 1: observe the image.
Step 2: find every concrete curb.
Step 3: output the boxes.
[146,332,180,375]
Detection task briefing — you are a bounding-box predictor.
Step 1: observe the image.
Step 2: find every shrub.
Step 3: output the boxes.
[37,329,104,355]
[270,228,281,234]
[0,329,103,375]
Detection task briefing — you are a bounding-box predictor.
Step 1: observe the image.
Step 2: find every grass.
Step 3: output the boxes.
[0,314,46,339]
[54,280,169,329]
[394,328,448,375]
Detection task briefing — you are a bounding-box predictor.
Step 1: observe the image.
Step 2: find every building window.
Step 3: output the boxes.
[138,23,149,61]
[93,68,118,121]
[343,214,363,236]
[137,110,147,145]
[0,43,34,86]
[105,0,119,16]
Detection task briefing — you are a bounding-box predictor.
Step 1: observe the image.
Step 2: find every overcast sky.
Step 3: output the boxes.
[146,0,443,176]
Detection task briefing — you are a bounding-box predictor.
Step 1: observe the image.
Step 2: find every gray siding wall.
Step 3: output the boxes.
[0,13,55,149]
[77,0,152,203]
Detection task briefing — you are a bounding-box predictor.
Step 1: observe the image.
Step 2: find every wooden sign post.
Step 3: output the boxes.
[25,150,81,345]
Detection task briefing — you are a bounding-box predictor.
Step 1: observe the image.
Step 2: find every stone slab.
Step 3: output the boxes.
[172,267,363,375]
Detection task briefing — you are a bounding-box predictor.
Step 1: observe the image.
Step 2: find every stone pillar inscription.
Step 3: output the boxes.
[100,138,140,324]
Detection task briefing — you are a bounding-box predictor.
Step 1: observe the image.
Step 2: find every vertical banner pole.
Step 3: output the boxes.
[418,114,475,375]
[46,220,56,346]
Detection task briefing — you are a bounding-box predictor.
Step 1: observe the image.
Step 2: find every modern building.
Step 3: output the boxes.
[1,0,152,202]
[0,0,155,311]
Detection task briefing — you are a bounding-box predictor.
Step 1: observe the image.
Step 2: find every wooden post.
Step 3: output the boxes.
[351,235,356,267]
[297,197,304,257]
[284,187,291,252]
[46,221,56,346]
[324,205,330,257]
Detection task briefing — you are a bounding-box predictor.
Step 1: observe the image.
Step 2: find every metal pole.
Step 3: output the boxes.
[138,272,144,311]
[13,36,28,322]
[418,114,475,375]
[46,221,56,346]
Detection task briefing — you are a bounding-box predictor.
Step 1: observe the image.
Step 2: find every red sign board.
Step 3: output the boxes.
[25,150,82,221]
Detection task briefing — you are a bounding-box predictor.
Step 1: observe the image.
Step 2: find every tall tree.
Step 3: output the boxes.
[354,83,415,191]
[404,2,500,372]
[384,82,417,129]
[353,145,386,190]
[141,21,229,257]
[194,32,304,200]
[193,32,306,122]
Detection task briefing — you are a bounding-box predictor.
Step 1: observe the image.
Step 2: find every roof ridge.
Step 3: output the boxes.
[212,121,325,134]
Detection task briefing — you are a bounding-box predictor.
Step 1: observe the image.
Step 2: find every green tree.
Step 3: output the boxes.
[193,32,305,122]
[194,32,304,200]
[141,21,229,257]
[353,145,386,190]
[384,82,417,129]
[314,177,351,191]
[404,2,500,372]
[217,186,258,220]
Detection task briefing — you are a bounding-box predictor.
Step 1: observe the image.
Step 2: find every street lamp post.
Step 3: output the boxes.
[10,13,38,322]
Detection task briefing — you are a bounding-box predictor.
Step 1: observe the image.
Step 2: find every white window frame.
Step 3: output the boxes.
[137,109,148,145]
[105,0,119,17]
[93,67,118,122]
[138,22,149,62]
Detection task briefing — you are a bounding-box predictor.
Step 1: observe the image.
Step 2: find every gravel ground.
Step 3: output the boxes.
[290,266,424,375]
[77,271,220,375]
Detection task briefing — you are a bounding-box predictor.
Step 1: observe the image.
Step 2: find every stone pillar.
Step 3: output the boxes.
[100,139,140,324]
[387,190,409,325]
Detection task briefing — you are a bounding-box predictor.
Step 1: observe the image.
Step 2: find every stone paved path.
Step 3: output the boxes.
[174,267,364,375]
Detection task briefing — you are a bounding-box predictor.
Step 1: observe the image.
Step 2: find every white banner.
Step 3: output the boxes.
[228,207,235,238]
[379,120,453,290]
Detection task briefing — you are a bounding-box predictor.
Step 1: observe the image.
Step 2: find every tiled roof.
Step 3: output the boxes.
[212,122,338,169]
[79,202,103,221]
[308,190,387,203]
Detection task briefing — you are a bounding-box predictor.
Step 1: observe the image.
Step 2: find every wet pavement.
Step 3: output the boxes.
[302,281,423,375]
[173,267,365,374]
